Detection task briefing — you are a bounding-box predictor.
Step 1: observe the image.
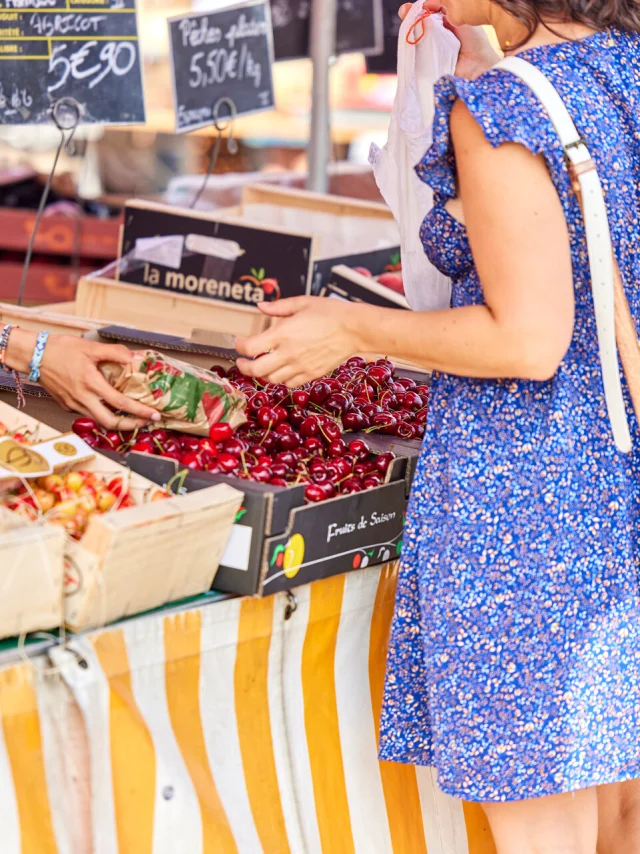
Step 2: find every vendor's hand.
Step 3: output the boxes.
[41,337,160,430]
[5,329,160,430]
[400,1,500,79]
[235,297,360,387]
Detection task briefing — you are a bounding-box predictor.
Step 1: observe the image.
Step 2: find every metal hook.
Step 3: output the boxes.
[17,96,83,305]
[284,591,298,621]
[190,97,239,208]
[213,96,238,155]
[51,96,82,155]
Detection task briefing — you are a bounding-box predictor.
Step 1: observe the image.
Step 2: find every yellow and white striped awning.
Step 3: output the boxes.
[0,564,496,853]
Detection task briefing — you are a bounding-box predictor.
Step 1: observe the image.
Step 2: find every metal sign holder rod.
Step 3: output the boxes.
[307,0,337,193]
[190,96,238,209]
[17,97,81,306]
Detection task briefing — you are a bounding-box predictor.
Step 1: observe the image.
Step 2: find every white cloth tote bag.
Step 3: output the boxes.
[369,4,459,311]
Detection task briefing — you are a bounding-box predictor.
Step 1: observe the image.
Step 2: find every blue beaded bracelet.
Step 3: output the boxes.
[28,331,49,383]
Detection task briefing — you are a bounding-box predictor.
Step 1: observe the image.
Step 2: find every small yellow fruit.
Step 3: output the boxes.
[65,471,84,492]
[42,474,63,492]
[33,488,55,513]
[53,499,80,518]
[79,493,97,513]
[97,490,117,512]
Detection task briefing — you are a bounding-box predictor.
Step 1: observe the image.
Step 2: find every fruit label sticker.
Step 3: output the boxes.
[0,434,94,480]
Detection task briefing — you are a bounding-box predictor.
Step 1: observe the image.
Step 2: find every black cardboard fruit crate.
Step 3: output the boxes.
[92,324,426,595]
[0,325,427,597]
[124,430,420,596]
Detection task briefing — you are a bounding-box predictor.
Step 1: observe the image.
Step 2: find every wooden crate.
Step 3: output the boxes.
[0,272,270,340]
[0,507,65,639]
[0,402,243,632]
[0,207,121,307]
[75,275,269,338]
[0,259,95,303]
[0,208,121,260]
[240,184,393,221]
[234,184,398,259]
[0,301,107,336]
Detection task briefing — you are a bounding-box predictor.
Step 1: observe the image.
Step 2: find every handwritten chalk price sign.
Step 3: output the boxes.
[268,0,383,61]
[168,0,275,134]
[0,0,145,125]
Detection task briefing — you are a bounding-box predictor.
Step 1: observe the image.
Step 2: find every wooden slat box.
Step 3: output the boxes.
[0,268,269,340]
[0,402,243,632]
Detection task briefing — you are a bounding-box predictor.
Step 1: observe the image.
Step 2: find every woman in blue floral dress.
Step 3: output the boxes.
[236,0,640,849]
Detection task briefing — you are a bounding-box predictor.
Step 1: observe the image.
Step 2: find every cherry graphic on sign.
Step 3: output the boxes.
[240,268,281,300]
[384,251,402,273]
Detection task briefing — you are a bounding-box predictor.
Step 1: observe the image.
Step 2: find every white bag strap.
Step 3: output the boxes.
[496,55,632,453]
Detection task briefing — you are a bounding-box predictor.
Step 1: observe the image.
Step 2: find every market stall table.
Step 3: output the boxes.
[0,564,497,854]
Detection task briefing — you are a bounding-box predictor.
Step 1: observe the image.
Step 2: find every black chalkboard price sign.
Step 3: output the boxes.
[269,0,383,61]
[335,0,383,56]
[365,0,400,73]
[0,0,145,126]
[168,1,275,134]
[269,0,309,61]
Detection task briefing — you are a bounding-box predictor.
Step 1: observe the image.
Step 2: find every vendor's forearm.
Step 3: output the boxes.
[2,328,38,374]
[349,303,561,382]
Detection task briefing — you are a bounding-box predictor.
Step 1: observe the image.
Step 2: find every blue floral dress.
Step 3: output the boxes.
[379,27,640,802]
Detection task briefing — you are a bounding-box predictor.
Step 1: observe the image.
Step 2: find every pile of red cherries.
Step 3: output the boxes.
[72,357,427,503]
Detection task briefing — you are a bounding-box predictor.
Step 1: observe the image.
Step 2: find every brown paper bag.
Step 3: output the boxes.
[101,351,246,436]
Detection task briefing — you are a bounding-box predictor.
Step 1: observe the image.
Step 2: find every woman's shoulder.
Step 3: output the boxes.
[417,29,640,198]
[417,69,552,198]
[434,67,550,149]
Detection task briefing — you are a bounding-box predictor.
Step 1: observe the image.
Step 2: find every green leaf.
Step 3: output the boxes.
[258,267,265,280]
[250,267,259,278]
[368,549,374,558]
[390,252,401,265]
[169,375,203,421]
[149,376,172,395]
[395,539,403,554]
[235,508,247,522]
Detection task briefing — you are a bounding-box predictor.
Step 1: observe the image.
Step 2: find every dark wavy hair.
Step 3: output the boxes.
[498,0,640,41]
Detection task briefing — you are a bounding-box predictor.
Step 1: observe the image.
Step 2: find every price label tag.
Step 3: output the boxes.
[167,0,275,134]
[0,0,145,127]
[0,433,95,480]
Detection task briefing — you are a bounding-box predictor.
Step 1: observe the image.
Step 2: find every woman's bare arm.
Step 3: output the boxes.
[236,101,574,386]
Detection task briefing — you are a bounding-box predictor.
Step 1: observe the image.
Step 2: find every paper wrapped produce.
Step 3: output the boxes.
[101,351,246,436]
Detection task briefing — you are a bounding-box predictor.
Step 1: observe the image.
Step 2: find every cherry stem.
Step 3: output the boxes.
[258,422,273,446]
[166,468,189,496]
